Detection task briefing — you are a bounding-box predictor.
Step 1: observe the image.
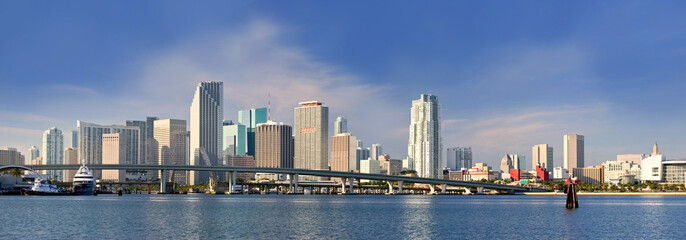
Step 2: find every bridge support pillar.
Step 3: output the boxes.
[399,181,404,193]
[341,178,347,193]
[441,184,447,194]
[160,170,167,193]
[348,177,354,194]
[288,174,294,193]
[428,184,436,195]
[477,187,483,194]
[294,174,299,194]
[386,181,393,194]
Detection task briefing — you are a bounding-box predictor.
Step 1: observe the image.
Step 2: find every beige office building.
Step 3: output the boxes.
[617,154,646,165]
[154,119,187,185]
[573,165,603,184]
[255,121,293,169]
[294,101,328,180]
[63,148,79,182]
[564,134,584,170]
[102,133,126,182]
[532,144,553,171]
[331,133,358,172]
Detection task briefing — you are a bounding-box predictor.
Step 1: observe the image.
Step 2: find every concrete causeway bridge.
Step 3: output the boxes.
[19,164,547,194]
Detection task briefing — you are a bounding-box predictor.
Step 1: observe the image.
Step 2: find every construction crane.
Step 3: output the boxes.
[198,147,218,193]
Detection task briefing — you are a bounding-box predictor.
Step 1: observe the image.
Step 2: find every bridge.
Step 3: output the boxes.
[20,164,546,194]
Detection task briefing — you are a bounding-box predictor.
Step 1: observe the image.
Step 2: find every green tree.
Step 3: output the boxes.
[9,168,23,184]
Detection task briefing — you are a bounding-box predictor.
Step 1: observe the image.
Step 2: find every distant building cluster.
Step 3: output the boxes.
[4,81,686,188]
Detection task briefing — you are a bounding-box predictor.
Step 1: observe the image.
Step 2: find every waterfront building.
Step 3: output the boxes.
[446,147,472,170]
[239,108,268,156]
[662,160,686,184]
[511,154,524,170]
[378,155,402,175]
[371,144,382,160]
[126,118,162,166]
[102,133,126,182]
[331,133,358,172]
[77,120,141,166]
[360,158,380,183]
[465,163,498,181]
[225,155,255,180]
[189,81,223,185]
[294,101,328,181]
[564,134,584,170]
[223,121,247,157]
[572,166,604,184]
[407,94,442,178]
[0,148,24,166]
[71,130,78,148]
[601,160,641,184]
[154,119,188,185]
[640,154,665,182]
[334,116,347,135]
[31,157,41,165]
[553,167,569,180]
[509,165,549,181]
[28,146,40,164]
[255,121,293,180]
[63,148,78,182]
[532,144,553,171]
[42,127,63,181]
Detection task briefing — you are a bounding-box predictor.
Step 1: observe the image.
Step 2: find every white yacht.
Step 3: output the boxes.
[73,162,95,195]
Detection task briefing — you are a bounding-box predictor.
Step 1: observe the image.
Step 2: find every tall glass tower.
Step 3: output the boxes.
[42,127,64,181]
[189,81,223,185]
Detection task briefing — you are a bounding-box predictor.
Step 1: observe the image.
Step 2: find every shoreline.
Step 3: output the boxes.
[523,192,686,195]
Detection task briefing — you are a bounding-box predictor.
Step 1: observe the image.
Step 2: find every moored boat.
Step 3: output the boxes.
[73,162,95,195]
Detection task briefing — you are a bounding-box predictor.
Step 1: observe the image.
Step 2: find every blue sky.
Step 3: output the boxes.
[2,1,686,168]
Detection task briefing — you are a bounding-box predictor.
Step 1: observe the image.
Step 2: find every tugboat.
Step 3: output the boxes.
[73,162,95,195]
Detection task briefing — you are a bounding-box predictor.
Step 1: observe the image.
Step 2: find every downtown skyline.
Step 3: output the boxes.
[3,1,686,169]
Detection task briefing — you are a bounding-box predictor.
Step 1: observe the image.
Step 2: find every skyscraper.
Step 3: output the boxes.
[63,147,78,182]
[223,121,247,157]
[28,146,40,164]
[509,154,524,170]
[0,148,24,166]
[71,130,78,148]
[77,120,141,166]
[564,134,584,170]
[446,147,472,170]
[239,108,268,156]
[532,144,553,171]
[371,144,382,160]
[500,154,513,173]
[42,127,63,181]
[407,94,442,178]
[154,119,187,184]
[334,116,347,135]
[189,81,223,185]
[255,121,293,169]
[294,101,328,180]
[126,120,148,166]
[331,133,358,173]
[102,133,126,182]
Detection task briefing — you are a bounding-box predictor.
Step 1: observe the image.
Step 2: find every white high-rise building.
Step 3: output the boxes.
[407,94,442,178]
[28,146,40,164]
[189,81,223,185]
[102,133,127,182]
[334,116,347,135]
[42,127,63,181]
[564,134,584,170]
[294,101,328,181]
[154,119,188,185]
[532,144,553,171]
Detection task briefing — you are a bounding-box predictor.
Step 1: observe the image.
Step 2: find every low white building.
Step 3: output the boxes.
[360,159,380,183]
[553,167,569,180]
[641,154,665,182]
[601,160,641,184]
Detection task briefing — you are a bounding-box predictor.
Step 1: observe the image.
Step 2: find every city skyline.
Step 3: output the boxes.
[3,2,686,169]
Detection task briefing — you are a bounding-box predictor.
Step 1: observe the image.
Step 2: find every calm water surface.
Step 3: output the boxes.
[1,194,684,239]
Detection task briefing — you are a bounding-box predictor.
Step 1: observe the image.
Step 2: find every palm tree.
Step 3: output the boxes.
[9,168,23,184]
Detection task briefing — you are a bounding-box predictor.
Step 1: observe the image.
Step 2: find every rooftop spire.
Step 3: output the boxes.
[652,142,659,156]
